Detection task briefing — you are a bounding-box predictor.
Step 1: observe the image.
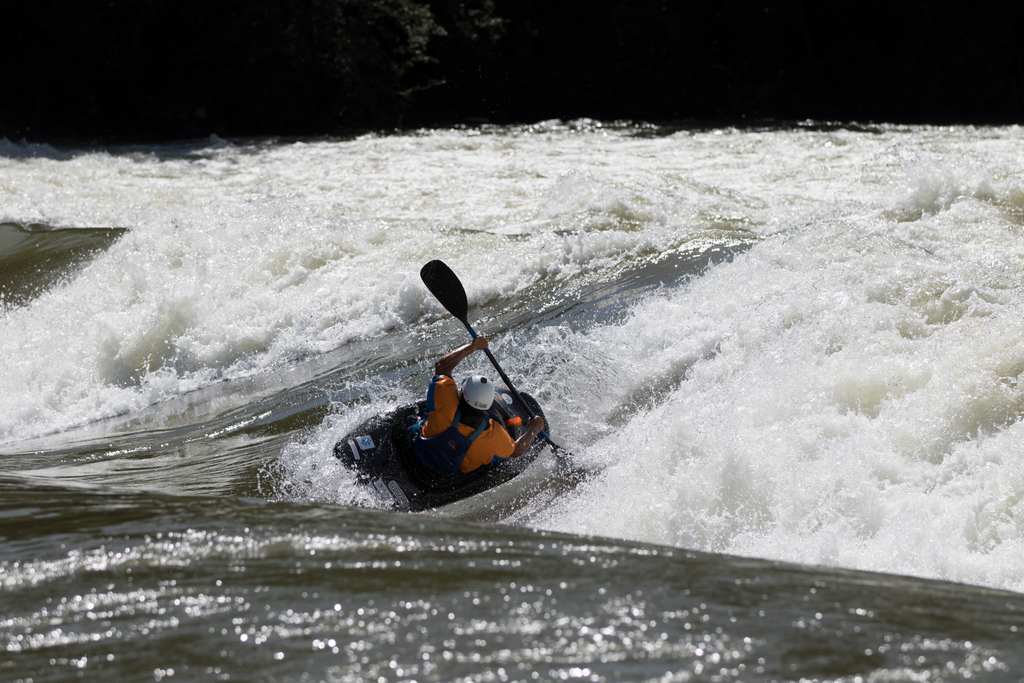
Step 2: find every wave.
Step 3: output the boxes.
[0,222,127,306]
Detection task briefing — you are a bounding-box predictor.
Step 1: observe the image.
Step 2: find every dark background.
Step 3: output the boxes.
[4,1,1022,141]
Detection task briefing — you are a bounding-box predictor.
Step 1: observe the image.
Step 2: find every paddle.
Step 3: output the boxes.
[419,259,579,470]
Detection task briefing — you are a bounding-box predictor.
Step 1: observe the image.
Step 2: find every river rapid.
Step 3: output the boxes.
[2,122,1024,681]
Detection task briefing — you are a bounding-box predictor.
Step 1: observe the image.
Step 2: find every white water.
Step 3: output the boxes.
[3,123,1024,592]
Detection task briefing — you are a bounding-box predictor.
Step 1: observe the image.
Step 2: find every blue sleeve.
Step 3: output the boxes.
[424,374,447,413]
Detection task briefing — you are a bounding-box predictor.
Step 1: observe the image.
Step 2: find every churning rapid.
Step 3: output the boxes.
[3,123,1024,680]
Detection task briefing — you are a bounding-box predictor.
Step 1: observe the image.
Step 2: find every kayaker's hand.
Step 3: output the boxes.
[470,336,489,352]
[512,416,546,458]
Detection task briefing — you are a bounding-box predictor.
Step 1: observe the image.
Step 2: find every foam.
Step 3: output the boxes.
[0,131,720,441]
[527,156,1024,591]
[271,395,389,509]
[5,126,1024,594]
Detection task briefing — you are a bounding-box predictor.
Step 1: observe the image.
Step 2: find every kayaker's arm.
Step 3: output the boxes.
[434,336,488,376]
[511,416,545,458]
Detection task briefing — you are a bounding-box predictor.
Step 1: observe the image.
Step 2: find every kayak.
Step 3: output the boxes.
[333,389,548,511]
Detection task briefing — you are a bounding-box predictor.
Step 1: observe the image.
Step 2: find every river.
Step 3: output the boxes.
[2,122,1023,680]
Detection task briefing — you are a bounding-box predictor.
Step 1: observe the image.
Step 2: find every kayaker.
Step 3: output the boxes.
[413,336,545,482]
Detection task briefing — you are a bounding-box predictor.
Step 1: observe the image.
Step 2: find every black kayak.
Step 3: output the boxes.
[333,388,548,511]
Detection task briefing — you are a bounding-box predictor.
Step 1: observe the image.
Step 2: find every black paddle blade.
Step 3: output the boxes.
[420,259,469,323]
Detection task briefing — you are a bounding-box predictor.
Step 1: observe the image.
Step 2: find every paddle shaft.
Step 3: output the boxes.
[418,259,569,456]
[461,321,532,413]
[460,320,565,453]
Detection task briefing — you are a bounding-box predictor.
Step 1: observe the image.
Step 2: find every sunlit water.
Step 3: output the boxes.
[2,123,1024,680]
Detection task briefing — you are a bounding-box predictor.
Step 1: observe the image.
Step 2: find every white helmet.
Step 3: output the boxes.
[460,375,495,410]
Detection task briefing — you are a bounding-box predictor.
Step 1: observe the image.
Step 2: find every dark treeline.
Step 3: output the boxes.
[4,1,1023,141]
